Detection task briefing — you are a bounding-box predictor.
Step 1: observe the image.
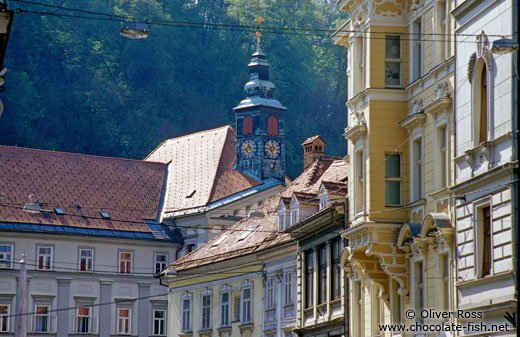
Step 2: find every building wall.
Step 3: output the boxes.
[453,0,516,335]
[0,232,178,337]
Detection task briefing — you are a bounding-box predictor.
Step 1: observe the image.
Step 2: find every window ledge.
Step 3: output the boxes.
[178,332,192,337]
[456,270,514,288]
[238,324,253,332]
[405,198,426,208]
[197,329,212,336]
[216,327,231,335]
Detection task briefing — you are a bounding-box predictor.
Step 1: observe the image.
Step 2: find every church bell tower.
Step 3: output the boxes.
[234,19,286,182]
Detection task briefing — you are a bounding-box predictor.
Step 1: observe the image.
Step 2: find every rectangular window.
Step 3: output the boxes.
[119,251,132,274]
[385,35,402,87]
[331,239,341,300]
[220,291,230,327]
[355,151,364,212]
[201,293,211,330]
[437,126,448,189]
[37,246,53,270]
[290,209,299,226]
[353,281,363,337]
[439,254,450,313]
[76,307,91,333]
[153,310,166,335]
[414,261,424,323]
[437,1,448,62]
[233,295,240,323]
[305,250,314,308]
[355,36,366,93]
[412,138,423,201]
[412,19,422,80]
[481,206,492,278]
[278,213,285,232]
[79,249,93,272]
[35,305,50,332]
[0,245,13,268]
[284,271,293,306]
[241,287,252,324]
[117,308,131,334]
[391,279,401,325]
[0,305,9,332]
[266,276,275,309]
[181,298,191,332]
[154,254,167,275]
[318,245,327,304]
[385,154,402,206]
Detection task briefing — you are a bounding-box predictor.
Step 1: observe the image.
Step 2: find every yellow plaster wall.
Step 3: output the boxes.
[168,273,263,337]
[422,8,435,74]
[369,26,409,89]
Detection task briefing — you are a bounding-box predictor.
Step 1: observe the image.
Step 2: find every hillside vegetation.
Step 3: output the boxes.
[1,0,347,178]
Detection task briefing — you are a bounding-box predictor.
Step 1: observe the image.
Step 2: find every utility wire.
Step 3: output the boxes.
[9,0,511,42]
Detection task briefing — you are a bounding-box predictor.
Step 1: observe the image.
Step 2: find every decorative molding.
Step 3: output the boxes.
[399,111,426,132]
[344,111,367,141]
[468,52,476,83]
[435,81,451,99]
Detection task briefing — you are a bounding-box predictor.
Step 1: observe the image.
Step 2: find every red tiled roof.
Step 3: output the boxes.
[169,156,348,271]
[0,146,166,232]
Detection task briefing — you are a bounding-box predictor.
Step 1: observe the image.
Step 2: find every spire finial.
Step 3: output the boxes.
[253,16,265,44]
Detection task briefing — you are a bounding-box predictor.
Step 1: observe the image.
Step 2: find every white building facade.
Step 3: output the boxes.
[452,0,517,335]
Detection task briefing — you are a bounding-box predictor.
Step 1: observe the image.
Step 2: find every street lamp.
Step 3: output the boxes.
[120,22,150,39]
[490,38,519,55]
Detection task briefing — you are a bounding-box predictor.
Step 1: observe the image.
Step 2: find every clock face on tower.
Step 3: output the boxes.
[264,139,280,159]
[241,139,256,159]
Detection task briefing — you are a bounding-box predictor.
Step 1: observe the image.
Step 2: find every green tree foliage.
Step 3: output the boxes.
[0,0,346,178]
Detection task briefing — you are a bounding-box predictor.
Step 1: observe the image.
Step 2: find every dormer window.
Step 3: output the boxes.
[290,208,299,226]
[278,199,289,232]
[278,213,285,232]
[318,185,330,210]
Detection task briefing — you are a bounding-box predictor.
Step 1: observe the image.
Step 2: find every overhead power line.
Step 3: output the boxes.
[10,0,511,42]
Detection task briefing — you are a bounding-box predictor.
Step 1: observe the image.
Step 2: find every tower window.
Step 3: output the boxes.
[268,117,278,136]
[242,116,253,135]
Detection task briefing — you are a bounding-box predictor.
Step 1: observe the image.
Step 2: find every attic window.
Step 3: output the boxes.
[186,189,196,198]
[237,225,257,241]
[100,211,111,220]
[211,233,230,248]
[54,208,65,215]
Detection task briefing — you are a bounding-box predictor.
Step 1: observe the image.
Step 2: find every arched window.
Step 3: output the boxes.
[268,117,278,136]
[479,65,488,143]
[242,116,253,135]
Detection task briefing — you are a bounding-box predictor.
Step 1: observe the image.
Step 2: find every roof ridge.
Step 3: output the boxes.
[144,125,232,160]
[0,145,165,166]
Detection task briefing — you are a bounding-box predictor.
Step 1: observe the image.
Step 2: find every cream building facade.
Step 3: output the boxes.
[452,0,517,335]
[333,0,457,336]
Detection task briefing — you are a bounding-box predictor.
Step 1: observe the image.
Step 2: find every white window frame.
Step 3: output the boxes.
[435,0,448,63]
[79,248,94,272]
[119,251,132,274]
[435,117,449,190]
[240,283,253,325]
[354,149,365,214]
[220,287,231,328]
[152,309,166,336]
[390,278,402,325]
[117,308,131,335]
[266,275,275,310]
[410,134,424,201]
[412,259,425,324]
[181,293,192,333]
[352,279,363,337]
[290,208,299,227]
[76,306,91,333]
[474,198,493,278]
[34,305,51,333]
[471,58,493,147]
[154,253,167,275]
[435,251,451,322]
[385,153,402,206]
[0,304,9,332]
[200,289,212,331]
[283,270,293,306]
[318,186,330,211]
[37,245,53,271]
[385,35,402,87]
[0,244,13,269]
[411,17,423,81]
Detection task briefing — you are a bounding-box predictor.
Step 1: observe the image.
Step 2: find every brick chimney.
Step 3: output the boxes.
[302,135,326,170]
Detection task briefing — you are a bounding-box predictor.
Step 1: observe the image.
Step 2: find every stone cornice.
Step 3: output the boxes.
[399,112,426,132]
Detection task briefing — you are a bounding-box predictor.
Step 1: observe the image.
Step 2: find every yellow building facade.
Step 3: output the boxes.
[332,0,456,336]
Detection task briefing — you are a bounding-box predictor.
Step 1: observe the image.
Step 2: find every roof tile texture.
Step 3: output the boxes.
[169,156,348,271]
[0,146,166,232]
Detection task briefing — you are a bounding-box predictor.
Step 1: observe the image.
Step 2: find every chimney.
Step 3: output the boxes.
[302,135,326,170]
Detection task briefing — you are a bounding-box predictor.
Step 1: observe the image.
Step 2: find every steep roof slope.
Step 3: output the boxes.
[145,126,261,216]
[168,157,348,271]
[0,145,170,236]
